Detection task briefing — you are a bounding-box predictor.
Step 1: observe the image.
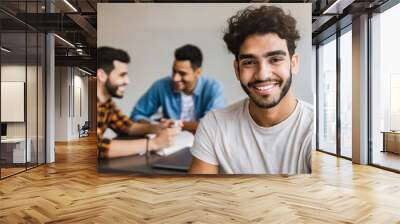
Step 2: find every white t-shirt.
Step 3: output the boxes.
[190,98,313,174]
[180,93,195,121]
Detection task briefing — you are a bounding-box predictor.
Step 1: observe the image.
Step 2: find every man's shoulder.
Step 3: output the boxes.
[146,76,172,94]
[297,100,314,131]
[298,100,314,120]
[200,76,222,88]
[198,99,246,136]
[153,76,172,86]
[197,76,223,100]
[203,99,246,121]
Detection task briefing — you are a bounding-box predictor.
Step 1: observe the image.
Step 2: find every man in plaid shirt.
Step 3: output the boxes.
[97,47,180,159]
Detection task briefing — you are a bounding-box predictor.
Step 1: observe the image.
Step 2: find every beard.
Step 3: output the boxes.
[240,72,292,109]
[105,79,124,98]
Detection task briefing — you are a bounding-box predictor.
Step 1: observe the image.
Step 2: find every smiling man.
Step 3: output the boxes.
[130,44,225,133]
[97,47,180,159]
[189,5,313,174]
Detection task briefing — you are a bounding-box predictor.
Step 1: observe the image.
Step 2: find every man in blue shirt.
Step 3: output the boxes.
[130,44,225,133]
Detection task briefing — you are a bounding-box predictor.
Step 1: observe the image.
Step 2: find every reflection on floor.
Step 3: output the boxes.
[373,150,400,171]
[0,162,42,178]
[0,167,25,177]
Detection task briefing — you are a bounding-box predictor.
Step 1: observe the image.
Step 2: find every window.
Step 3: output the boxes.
[339,28,352,158]
[0,1,46,179]
[370,2,400,171]
[317,36,337,155]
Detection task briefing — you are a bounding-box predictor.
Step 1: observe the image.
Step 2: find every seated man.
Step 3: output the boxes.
[130,44,226,133]
[97,46,180,159]
[189,6,313,174]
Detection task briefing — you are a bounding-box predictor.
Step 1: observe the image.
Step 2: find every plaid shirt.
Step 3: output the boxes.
[97,98,134,158]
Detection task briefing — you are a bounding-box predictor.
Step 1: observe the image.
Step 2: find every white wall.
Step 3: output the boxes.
[1,64,46,164]
[98,3,313,116]
[1,65,36,138]
[72,73,89,137]
[54,67,89,141]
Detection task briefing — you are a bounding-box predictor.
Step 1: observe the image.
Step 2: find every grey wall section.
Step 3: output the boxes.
[312,45,317,150]
[55,67,89,141]
[98,3,313,116]
[352,14,369,165]
[55,67,69,141]
[46,33,55,163]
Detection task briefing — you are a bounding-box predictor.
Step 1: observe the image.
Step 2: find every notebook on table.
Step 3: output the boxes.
[156,131,194,156]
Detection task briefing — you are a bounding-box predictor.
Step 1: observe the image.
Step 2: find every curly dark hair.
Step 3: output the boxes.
[223,5,300,59]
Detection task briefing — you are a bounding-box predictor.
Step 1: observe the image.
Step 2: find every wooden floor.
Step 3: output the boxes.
[1,167,26,178]
[1,136,400,223]
[1,163,45,178]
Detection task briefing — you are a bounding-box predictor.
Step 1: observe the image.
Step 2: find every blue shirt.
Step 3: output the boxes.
[130,76,226,121]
